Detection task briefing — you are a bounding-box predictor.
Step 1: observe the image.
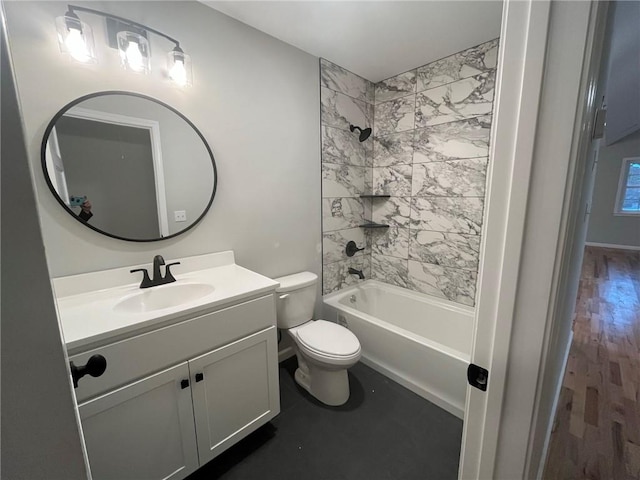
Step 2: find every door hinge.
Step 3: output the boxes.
[467,363,489,391]
[592,107,606,139]
[584,202,591,222]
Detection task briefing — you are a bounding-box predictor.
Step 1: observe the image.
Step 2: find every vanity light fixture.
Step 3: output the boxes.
[55,5,193,86]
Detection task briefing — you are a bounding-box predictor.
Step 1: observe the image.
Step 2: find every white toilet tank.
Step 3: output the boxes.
[273,272,318,329]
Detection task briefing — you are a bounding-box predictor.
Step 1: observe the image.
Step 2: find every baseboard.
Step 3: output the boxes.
[278,346,295,363]
[585,242,640,251]
[536,330,573,480]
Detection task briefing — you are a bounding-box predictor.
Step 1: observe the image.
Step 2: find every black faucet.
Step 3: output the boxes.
[348,267,365,280]
[152,255,165,283]
[345,241,365,257]
[130,255,181,288]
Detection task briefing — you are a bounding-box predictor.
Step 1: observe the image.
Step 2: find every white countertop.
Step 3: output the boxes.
[53,251,279,353]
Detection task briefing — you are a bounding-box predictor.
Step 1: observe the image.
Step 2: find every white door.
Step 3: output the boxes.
[78,362,199,480]
[190,327,280,465]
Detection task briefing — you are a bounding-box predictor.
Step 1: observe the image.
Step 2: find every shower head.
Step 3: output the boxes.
[350,124,372,142]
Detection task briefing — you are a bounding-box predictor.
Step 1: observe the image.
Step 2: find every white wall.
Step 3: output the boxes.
[603,1,640,146]
[4,1,322,294]
[587,130,640,247]
[584,0,640,248]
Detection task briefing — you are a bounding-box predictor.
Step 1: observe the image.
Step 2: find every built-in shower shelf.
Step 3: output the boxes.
[359,223,389,229]
[359,194,391,199]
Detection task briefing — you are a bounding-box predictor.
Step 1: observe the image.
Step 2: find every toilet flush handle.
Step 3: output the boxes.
[279,293,289,300]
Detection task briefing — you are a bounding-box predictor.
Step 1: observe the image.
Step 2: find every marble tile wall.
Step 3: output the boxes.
[370,38,499,306]
[320,59,375,294]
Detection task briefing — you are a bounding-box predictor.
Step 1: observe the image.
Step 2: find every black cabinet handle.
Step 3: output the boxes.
[195,373,204,383]
[70,355,107,388]
[180,379,190,389]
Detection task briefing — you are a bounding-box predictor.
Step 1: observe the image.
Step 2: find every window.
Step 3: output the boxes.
[615,157,640,215]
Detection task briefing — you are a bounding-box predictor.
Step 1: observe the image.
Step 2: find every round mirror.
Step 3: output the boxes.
[41,92,217,242]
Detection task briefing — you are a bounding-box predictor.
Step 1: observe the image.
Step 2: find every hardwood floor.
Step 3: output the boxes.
[544,247,640,480]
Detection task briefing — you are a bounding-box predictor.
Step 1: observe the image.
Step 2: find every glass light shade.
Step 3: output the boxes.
[168,50,193,87]
[55,15,97,63]
[117,31,151,74]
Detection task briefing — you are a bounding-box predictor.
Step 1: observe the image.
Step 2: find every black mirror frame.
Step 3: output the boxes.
[41,91,218,242]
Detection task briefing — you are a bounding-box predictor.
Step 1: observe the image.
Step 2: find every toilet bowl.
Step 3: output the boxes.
[274,272,361,406]
[289,319,361,405]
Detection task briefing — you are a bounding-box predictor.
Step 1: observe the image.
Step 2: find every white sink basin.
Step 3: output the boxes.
[114,282,215,314]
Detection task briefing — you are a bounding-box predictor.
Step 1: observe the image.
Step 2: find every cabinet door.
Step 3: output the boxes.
[190,327,280,464]
[78,362,199,480]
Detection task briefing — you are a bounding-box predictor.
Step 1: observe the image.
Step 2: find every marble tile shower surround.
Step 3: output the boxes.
[368,38,498,306]
[320,38,499,302]
[416,39,498,92]
[321,87,373,133]
[320,60,375,294]
[320,58,374,104]
[413,116,492,163]
[411,158,488,198]
[374,95,416,136]
[414,71,496,128]
[372,38,499,105]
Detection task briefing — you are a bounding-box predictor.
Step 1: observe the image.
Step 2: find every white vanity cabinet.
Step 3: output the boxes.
[190,328,279,464]
[78,362,199,480]
[71,294,280,480]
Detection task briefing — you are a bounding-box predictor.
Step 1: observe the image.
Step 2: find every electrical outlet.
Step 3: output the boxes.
[174,210,187,222]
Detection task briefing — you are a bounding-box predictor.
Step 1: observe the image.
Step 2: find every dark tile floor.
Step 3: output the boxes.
[188,358,463,480]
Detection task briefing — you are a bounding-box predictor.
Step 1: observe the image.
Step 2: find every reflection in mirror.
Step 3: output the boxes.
[42,92,217,241]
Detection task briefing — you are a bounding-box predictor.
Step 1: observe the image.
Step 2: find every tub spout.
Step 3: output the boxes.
[348,268,365,280]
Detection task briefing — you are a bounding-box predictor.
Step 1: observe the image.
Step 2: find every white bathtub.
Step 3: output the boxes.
[323,280,474,418]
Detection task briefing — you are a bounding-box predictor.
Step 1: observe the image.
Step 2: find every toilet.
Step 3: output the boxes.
[274,271,361,406]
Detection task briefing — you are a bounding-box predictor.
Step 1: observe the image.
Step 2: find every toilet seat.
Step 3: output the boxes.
[293,320,361,363]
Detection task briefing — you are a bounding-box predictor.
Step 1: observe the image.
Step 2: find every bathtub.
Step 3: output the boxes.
[323,280,474,418]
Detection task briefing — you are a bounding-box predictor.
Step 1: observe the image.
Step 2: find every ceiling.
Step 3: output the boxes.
[202,1,503,83]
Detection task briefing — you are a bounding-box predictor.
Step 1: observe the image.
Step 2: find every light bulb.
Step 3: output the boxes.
[117,31,150,74]
[167,48,192,87]
[125,40,144,72]
[55,15,96,64]
[65,27,91,62]
[169,59,187,86]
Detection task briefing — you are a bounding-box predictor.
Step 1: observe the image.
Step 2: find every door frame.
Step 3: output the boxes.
[459,0,553,477]
[460,0,608,478]
[64,106,170,237]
